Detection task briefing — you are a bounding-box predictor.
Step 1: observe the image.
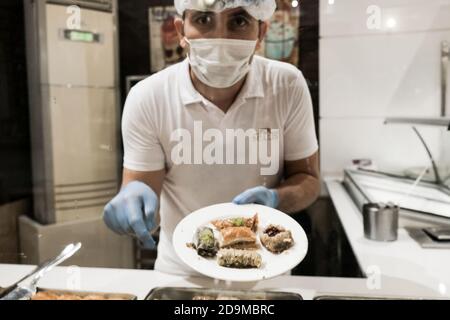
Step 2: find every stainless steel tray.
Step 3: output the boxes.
[145,287,302,300]
[314,294,434,300]
[31,287,137,300]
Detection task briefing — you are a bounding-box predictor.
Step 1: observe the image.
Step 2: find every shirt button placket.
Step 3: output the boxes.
[205,102,225,126]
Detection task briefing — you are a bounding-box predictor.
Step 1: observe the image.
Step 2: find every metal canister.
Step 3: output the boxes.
[363,202,399,241]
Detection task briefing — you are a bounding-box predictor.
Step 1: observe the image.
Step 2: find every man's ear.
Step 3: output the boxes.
[256,21,269,51]
[174,16,188,48]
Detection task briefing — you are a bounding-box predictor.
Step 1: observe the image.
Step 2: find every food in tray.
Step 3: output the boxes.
[216,295,240,300]
[212,214,259,232]
[192,295,240,300]
[31,291,126,300]
[194,227,219,257]
[192,295,216,300]
[217,248,262,268]
[260,225,294,253]
[220,226,258,250]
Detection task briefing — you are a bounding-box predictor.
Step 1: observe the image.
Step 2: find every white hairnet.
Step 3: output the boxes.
[175,0,277,21]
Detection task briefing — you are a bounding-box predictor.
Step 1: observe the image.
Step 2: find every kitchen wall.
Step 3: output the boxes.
[442,133,450,187]
[319,0,450,177]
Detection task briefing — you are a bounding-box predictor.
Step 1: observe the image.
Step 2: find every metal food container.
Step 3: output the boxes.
[314,294,438,300]
[145,287,302,300]
[31,288,137,300]
[363,202,399,241]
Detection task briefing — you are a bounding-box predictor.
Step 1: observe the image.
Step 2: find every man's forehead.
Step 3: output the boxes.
[186,7,256,19]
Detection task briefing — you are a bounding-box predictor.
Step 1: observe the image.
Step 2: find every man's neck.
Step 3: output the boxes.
[189,67,246,113]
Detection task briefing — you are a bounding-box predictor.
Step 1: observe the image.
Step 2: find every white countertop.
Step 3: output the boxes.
[325,177,450,297]
[0,264,446,300]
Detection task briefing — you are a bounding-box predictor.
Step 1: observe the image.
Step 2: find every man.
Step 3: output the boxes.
[103,0,320,276]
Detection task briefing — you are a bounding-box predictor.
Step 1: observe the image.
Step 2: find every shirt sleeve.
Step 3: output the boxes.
[283,72,319,161]
[122,86,166,172]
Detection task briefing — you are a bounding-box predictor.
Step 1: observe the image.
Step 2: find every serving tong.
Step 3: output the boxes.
[0,243,82,300]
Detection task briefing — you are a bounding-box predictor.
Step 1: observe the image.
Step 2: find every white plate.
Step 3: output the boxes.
[173,203,308,282]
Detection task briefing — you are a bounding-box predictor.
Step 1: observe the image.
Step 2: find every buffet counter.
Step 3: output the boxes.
[0,264,445,300]
[325,177,450,297]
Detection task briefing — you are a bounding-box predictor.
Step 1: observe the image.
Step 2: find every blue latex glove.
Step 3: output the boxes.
[103,181,158,249]
[232,186,279,209]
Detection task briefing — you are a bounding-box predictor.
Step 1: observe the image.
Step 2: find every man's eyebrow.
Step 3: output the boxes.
[228,9,254,20]
[190,10,215,18]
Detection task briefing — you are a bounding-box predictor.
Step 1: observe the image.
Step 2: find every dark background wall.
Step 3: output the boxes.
[298,0,319,135]
[118,0,172,105]
[0,0,31,205]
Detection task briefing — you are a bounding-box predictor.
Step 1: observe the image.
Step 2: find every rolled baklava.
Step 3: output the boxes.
[217,248,262,268]
[195,227,219,258]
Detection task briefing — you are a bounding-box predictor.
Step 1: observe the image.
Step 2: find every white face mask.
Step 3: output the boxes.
[184,37,257,89]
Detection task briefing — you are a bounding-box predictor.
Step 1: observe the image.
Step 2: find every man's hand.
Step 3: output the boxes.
[103,181,158,249]
[232,186,279,208]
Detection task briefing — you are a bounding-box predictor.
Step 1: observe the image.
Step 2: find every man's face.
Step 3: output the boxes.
[175,7,267,50]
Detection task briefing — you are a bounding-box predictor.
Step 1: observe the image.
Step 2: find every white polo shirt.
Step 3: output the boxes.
[122,55,318,276]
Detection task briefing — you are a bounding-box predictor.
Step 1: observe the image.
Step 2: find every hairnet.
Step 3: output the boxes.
[174,0,277,21]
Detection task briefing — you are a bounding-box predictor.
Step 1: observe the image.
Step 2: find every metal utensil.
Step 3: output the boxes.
[0,243,82,300]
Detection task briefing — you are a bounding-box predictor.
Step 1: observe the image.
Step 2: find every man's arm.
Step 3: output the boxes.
[122,168,166,196]
[276,151,320,214]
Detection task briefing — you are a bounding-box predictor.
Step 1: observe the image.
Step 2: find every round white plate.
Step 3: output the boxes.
[173,203,308,282]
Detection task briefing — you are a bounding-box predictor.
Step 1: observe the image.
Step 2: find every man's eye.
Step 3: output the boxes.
[230,16,250,28]
[194,15,212,25]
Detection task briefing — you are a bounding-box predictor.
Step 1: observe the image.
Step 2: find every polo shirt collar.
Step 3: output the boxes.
[179,57,265,106]
[239,56,265,100]
[179,59,203,106]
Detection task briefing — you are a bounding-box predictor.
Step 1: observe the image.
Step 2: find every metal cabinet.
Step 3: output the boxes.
[24,0,120,224]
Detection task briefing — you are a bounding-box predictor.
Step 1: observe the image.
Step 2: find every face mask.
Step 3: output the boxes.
[184,37,257,89]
